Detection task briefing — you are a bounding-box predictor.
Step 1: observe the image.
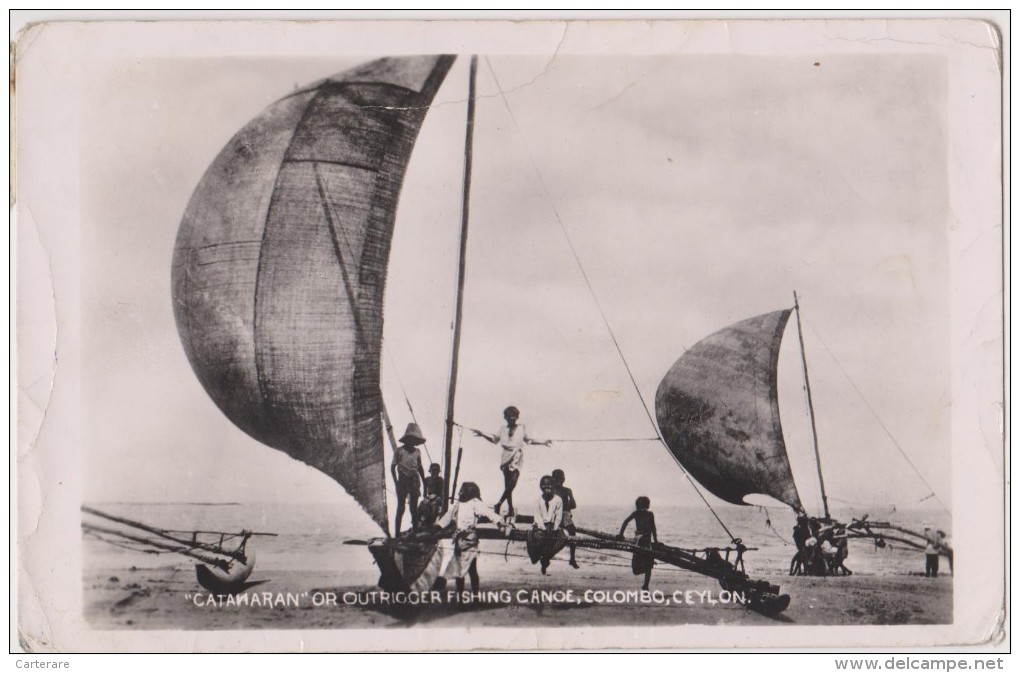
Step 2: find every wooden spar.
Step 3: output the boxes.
[442,55,478,509]
[82,522,233,569]
[81,506,263,560]
[381,402,400,454]
[450,445,464,502]
[793,291,830,520]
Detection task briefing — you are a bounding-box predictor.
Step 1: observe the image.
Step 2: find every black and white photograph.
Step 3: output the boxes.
[14,17,1004,652]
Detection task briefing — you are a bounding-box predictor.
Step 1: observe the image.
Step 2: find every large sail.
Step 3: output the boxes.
[655,310,803,511]
[171,56,456,532]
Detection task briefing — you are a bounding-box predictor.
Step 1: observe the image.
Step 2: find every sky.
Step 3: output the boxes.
[78,52,952,532]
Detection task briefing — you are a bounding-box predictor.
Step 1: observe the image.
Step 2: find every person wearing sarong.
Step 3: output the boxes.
[790,515,810,575]
[552,469,580,569]
[528,475,565,575]
[416,463,445,530]
[472,406,551,518]
[924,526,939,578]
[391,423,426,536]
[435,482,493,593]
[937,530,953,575]
[618,496,657,590]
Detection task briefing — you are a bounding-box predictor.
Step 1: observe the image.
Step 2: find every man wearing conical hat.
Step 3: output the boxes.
[391,423,427,536]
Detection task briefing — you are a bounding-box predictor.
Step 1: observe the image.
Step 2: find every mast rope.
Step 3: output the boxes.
[829,494,933,510]
[476,548,718,573]
[384,348,434,465]
[803,319,950,515]
[485,56,737,544]
[452,422,659,444]
[757,507,793,547]
[83,529,169,555]
[316,163,437,469]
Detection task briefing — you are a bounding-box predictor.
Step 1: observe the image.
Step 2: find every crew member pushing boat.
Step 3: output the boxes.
[435,482,495,593]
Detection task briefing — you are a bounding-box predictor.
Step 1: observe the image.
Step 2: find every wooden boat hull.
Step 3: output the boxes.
[368,538,444,593]
[366,524,791,616]
[195,552,262,595]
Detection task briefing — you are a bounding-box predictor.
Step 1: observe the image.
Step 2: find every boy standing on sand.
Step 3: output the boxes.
[924,526,939,577]
[391,423,427,536]
[619,496,658,591]
[552,469,580,569]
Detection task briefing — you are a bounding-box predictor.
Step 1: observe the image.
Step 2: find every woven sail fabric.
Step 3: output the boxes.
[171,56,456,532]
[655,309,803,511]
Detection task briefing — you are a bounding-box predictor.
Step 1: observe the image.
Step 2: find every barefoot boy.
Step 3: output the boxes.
[619,496,658,590]
[552,469,580,569]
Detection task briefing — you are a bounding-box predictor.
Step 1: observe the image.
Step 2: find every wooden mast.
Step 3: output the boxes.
[793,291,830,520]
[442,55,478,509]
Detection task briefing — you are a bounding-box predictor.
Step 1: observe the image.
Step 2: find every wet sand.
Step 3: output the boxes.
[85,551,952,631]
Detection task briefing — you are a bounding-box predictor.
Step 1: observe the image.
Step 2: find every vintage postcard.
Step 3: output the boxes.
[14,17,1005,652]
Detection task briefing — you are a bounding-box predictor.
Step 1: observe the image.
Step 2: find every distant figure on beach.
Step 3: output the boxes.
[472,406,551,518]
[391,423,427,535]
[924,526,939,577]
[790,515,810,575]
[618,496,658,591]
[552,469,580,569]
[416,463,445,530]
[435,482,495,593]
[821,524,852,576]
[937,530,953,575]
[801,517,828,576]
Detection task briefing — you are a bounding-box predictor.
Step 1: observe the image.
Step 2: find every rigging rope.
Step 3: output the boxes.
[316,162,436,469]
[757,507,793,547]
[475,548,702,573]
[384,348,435,466]
[484,56,737,544]
[828,495,934,511]
[452,422,658,444]
[84,530,169,555]
[543,438,661,443]
[803,319,950,515]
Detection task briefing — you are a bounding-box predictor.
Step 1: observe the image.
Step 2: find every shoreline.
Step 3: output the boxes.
[85,554,953,630]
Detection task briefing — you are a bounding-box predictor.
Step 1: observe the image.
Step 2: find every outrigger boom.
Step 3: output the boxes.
[367,518,789,616]
[81,506,276,593]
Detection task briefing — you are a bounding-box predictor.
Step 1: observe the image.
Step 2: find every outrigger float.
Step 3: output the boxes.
[81,506,275,594]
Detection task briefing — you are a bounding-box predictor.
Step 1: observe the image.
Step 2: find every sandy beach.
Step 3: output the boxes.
[84,545,952,631]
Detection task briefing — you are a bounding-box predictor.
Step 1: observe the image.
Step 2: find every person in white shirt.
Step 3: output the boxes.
[472,405,551,518]
[435,482,495,592]
[531,475,564,575]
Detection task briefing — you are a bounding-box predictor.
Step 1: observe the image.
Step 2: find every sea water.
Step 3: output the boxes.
[83,501,951,584]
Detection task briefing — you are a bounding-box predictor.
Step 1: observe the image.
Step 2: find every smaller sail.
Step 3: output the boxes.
[655,310,803,511]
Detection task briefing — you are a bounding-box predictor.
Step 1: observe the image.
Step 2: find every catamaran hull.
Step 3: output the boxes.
[195,549,258,595]
[368,539,444,593]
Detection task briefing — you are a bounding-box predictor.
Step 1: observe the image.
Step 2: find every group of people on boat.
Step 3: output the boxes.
[388,405,665,592]
[789,515,852,577]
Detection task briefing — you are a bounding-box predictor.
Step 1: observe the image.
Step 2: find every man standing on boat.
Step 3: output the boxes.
[391,423,427,536]
[472,406,551,518]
